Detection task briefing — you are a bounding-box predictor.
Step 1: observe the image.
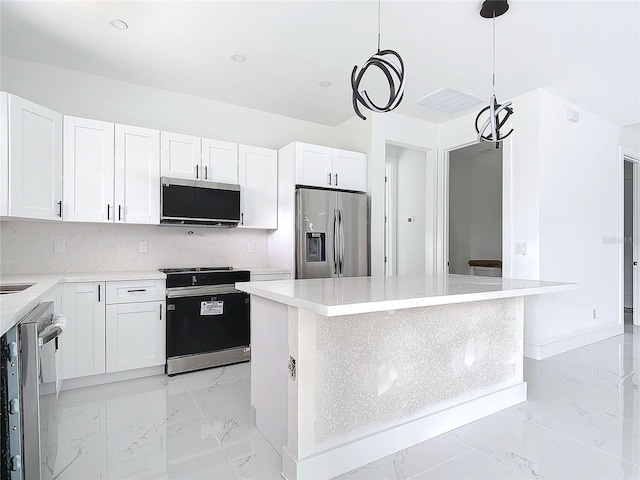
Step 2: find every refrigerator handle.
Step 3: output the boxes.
[339,209,345,275]
[333,209,339,275]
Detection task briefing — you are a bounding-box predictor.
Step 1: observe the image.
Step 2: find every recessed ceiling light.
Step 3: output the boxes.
[109,18,128,30]
[319,81,332,88]
[231,54,246,62]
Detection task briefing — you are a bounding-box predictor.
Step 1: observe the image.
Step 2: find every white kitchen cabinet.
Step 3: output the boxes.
[105,279,166,373]
[61,282,106,379]
[106,301,165,372]
[239,145,278,229]
[63,116,115,222]
[1,92,8,216]
[6,94,63,220]
[294,142,333,189]
[202,138,238,184]
[332,148,367,192]
[115,124,161,224]
[160,131,201,180]
[294,142,367,192]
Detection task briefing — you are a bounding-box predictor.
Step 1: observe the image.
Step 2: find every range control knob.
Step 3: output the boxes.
[10,455,21,471]
[9,398,19,415]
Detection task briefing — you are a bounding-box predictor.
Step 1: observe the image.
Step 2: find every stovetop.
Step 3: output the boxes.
[161,267,233,274]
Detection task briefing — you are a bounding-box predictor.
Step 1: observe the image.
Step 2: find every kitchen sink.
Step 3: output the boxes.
[0,283,34,295]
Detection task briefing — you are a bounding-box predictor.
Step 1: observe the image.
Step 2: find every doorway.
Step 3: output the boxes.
[448,143,503,276]
[623,155,640,329]
[384,143,434,276]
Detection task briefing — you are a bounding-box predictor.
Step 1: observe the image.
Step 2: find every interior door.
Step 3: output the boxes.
[296,188,337,279]
[337,192,369,277]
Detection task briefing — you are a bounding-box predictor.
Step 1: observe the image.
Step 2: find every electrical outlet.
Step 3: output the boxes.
[593,309,597,319]
[138,241,148,253]
[247,242,256,253]
[54,240,65,254]
[515,243,527,256]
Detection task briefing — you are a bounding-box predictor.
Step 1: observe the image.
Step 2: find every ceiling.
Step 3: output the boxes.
[1,1,638,128]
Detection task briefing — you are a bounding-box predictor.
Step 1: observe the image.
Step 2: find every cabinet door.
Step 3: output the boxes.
[115,124,160,224]
[238,145,278,229]
[332,148,367,192]
[8,94,63,220]
[202,138,238,184]
[63,116,115,222]
[105,301,165,372]
[0,92,8,216]
[160,132,201,180]
[294,142,332,188]
[61,282,106,379]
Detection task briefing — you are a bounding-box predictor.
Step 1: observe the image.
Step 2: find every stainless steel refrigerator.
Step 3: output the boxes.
[296,187,369,279]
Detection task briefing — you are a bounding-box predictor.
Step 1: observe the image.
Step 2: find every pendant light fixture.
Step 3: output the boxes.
[475,0,514,145]
[351,0,406,120]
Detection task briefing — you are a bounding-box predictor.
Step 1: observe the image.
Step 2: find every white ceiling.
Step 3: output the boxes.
[1,1,638,128]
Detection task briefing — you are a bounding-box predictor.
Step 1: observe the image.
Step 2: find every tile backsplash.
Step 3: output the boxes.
[0,220,269,274]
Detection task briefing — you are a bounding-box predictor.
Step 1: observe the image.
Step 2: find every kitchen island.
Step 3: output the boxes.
[236,274,575,480]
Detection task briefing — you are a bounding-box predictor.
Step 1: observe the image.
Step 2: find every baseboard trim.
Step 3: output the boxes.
[41,365,165,394]
[524,323,623,360]
[282,382,527,480]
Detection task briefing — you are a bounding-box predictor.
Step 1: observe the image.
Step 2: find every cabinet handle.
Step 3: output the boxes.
[127,289,147,293]
[118,205,122,221]
[196,164,199,179]
[335,173,338,186]
[159,304,162,320]
[204,165,208,180]
[98,284,101,302]
[57,201,62,218]
[328,173,332,185]
[107,204,111,220]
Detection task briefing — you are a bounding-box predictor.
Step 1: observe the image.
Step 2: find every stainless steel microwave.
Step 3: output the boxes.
[160,177,241,227]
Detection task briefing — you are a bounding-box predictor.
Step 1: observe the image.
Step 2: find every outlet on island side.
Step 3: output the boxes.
[592,309,597,319]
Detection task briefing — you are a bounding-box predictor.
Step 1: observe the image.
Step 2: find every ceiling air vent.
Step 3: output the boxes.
[412,87,485,114]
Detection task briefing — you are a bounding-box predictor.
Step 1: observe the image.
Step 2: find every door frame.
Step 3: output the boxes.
[384,162,395,276]
[438,133,513,277]
[620,147,640,326]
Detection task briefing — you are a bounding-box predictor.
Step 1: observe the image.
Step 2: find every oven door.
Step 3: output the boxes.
[166,287,250,359]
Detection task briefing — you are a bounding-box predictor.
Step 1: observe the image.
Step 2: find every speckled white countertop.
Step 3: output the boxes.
[0,270,166,337]
[235,274,577,317]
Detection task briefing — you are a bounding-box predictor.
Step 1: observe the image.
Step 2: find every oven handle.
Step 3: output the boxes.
[166,285,243,298]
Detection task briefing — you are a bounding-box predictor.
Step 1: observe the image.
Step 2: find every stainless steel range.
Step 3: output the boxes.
[161,267,251,375]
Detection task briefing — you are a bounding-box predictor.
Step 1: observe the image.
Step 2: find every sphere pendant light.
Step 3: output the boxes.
[475,0,514,144]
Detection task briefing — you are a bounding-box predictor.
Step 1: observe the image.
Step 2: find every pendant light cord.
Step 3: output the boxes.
[377,0,381,52]
[492,12,496,95]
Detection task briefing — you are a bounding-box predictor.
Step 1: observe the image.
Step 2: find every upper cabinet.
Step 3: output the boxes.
[160,132,201,180]
[3,94,63,220]
[294,142,367,192]
[202,138,238,184]
[160,132,239,184]
[63,117,160,224]
[63,116,115,223]
[239,145,278,229]
[115,124,160,224]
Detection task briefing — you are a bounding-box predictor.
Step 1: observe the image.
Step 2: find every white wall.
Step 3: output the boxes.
[370,114,439,276]
[395,147,427,275]
[621,123,640,156]
[0,55,358,274]
[0,220,267,273]
[439,88,623,358]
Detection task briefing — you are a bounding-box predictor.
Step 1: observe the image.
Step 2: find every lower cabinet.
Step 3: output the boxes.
[61,279,165,380]
[106,301,165,372]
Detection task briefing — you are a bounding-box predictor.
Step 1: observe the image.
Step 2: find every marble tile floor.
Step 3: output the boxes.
[44,324,639,480]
